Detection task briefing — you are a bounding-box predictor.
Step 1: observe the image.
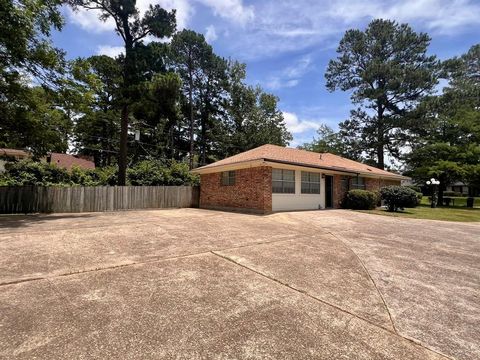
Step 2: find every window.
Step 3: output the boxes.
[272,169,295,194]
[301,172,320,194]
[350,176,366,190]
[221,171,235,186]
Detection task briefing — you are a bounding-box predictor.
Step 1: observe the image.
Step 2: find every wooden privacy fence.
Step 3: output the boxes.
[0,186,200,214]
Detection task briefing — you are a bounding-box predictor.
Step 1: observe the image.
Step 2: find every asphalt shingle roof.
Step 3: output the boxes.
[194,144,406,179]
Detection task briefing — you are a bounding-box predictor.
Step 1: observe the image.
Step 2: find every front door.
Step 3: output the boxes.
[325,175,333,208]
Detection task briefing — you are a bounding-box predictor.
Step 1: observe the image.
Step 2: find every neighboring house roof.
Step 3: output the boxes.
[48,153,95,170]
[192,144,407,180]
[0,148,30,158]
[449,181,467,186]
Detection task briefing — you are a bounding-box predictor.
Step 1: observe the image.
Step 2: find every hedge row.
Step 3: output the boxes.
[342,186,422,212]
[0,159,199,187]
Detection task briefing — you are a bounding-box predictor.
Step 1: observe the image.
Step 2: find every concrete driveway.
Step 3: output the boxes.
[0,209,478,360]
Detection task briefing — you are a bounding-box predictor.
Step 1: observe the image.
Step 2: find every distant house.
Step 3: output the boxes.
[46,153,95,171]
[446,181,479,197]
[192,144,408,213]
[0,148,30,172]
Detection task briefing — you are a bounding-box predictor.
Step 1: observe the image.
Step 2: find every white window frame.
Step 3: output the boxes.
[272,169,295,194]
[301,171,321,194]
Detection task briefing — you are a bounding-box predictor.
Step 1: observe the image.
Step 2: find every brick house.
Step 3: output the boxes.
[191,144,407,214]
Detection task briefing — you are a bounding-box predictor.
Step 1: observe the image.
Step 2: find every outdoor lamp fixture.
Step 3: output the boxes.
[426,178,440,208]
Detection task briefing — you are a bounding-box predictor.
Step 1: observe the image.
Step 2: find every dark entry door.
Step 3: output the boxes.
[325,175,333,208]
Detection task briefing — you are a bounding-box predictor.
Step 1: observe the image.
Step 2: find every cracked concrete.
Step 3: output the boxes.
[0,208,478,359]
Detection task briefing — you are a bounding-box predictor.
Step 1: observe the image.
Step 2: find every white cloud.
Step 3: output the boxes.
[225,0,480,59]
[66,7,116,33]
[67,0,193,34]
[67,0,253,34]
[66,0,480,60]
[265,55,313,90]
[282,111,319,134]
[197,0,254,25]
[96,45,124,57]
[205,25,218,42]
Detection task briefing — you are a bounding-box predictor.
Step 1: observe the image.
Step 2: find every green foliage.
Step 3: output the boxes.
[222,61,292,158]
[0,0,67,156]
[342,190,378,210]
[380,186,419,212]
[300,124,361,160]
[0,159,198,187]
[67,0,177,185]
[71,55,122,166]
[406,185,422,193]
[1,160,71,186]
[127,160,198,186]
[326,19,438,168]
[405,44,480,196]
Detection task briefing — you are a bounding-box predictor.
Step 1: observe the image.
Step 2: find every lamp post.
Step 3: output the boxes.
[426,178,440,208]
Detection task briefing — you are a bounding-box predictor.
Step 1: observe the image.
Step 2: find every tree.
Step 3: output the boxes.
[68,0,176,184]
[325,19,438,169]
[405,44,480,199]
[0,0,66,155]
[170,30,212,168]
[222,61,292,157]
[196,51,228,165]
[0,86,72,156]
[131,72,182,161]
[72,55,122,166]
[300,124,362,160]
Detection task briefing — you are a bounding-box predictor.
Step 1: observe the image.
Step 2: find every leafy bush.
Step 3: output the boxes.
[1,160,71,186]
[406,185,422,193]
[380,186,419,212]
[0,159,199,187]
[127,160,199,186]
[342,189,378,210]
[443,191,462,197]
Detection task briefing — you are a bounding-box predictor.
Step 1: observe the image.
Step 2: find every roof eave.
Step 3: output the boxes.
[191,158,408,180]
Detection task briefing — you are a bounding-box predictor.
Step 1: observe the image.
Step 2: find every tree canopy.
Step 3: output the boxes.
[325,19,439,169]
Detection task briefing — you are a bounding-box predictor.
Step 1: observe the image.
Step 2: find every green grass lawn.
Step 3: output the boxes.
[358,197,480,222]
[358,205,480,222]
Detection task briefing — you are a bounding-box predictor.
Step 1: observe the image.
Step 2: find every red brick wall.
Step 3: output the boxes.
[365,178,401,192]
[333,176,401,208]
[333,175,346,208]
[199,166,272,213]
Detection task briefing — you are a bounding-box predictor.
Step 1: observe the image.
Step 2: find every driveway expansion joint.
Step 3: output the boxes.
[326,230,399,334]
[210,250,454,360]
[0,237,301,288]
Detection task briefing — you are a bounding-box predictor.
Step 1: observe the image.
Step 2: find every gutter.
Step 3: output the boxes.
[262,158,408,180]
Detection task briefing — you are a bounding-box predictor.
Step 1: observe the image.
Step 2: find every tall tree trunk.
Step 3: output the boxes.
[188,70,194,169]
[118,26,133,185]
[118,104,129,185]
[376,102,385,170]
[201,108,207,165]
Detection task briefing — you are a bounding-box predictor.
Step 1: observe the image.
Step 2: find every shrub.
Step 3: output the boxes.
[0,159,199,187]
[342,189,378,210]
[1,160,71,186]
[380,186,419,212]
[406,185,422,193]
[127,160,199,186]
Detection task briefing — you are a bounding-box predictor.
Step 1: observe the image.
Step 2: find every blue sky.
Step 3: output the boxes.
[53,0,480,147]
